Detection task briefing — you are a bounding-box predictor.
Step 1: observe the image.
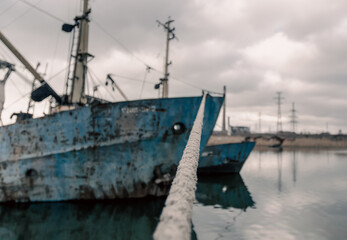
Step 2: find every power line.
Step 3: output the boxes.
[259,112,262,133]
[289,102,298,133]
[274,91,284,132]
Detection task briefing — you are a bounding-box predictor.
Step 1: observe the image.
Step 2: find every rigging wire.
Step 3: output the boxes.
[170,74,220,93]
[9,77,25,95]
[0,42,16,64]
[92,19,216,94]
[13,70,33,85]
[17,0,65,23]
[88,73,103,100]
[151,67,223,95]
[48,29,61,83]
[92,20,152,68]
[0,0,221,98]
[0,0,20,17]
[110,73,156,85]
[46,63,70,82]
[3,91,30,113]
[170,75,204,91]
[87,71,103,100]
[91,18,211,93]
[3,64,69,111]
[0,0,44,30]
[139,66,152,98]
[88,68,117,101]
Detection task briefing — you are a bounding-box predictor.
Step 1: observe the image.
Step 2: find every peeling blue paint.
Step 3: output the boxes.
[0,95,223,202]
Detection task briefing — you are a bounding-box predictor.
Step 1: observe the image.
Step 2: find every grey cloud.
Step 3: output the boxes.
[0,0,346,133]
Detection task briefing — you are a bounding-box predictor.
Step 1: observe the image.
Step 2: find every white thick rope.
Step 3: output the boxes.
[153,94,206,240]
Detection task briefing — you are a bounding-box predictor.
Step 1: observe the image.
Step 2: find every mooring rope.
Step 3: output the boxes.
[153,94,206,240]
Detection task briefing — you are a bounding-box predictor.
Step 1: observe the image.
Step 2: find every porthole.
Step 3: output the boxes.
[25,169,38,179]
[172,122,186,135]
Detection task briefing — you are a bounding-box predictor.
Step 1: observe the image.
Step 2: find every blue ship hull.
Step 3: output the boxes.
[0,95,223,202]
[198,141,256,174]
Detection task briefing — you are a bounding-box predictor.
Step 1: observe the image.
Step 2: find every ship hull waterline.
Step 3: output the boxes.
[198,141,256,174]
[0,95,224,202]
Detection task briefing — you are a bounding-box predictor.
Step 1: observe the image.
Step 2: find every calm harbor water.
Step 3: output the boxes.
[193,149,347,240]
[1,149,347,240]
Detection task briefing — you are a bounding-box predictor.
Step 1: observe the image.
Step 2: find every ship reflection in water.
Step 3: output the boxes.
[0,199,165,240]
[192,150,347,240]
[0,174,253,240]
[6,150,344,240]
[196,174,255,211]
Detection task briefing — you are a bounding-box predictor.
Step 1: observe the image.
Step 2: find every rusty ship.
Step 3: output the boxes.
[198,87,255,174]
[199,141,256,174]
[0,0,224,202]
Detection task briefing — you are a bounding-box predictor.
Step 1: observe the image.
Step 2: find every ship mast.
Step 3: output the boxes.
[69,0,91,104]
[156,17,176,98]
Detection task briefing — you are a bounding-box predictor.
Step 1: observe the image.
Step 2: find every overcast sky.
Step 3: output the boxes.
[0,0,346,134]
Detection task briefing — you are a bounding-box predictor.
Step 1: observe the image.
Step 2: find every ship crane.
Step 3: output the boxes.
[106,74,128,101]
[0,60,15,125]
[0,60,14,82]
[0,31,61,104]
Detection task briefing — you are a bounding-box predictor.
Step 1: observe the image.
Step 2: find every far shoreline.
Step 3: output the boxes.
[208,133,347,150]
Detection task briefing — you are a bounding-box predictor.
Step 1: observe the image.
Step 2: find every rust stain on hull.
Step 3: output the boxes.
[0,95,224,202]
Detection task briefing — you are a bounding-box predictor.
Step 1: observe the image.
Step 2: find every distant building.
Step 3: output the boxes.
[212,130,228,136]
[229,126,250,135]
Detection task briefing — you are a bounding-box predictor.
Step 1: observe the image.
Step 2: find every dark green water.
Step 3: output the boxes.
[1,149,347,240]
